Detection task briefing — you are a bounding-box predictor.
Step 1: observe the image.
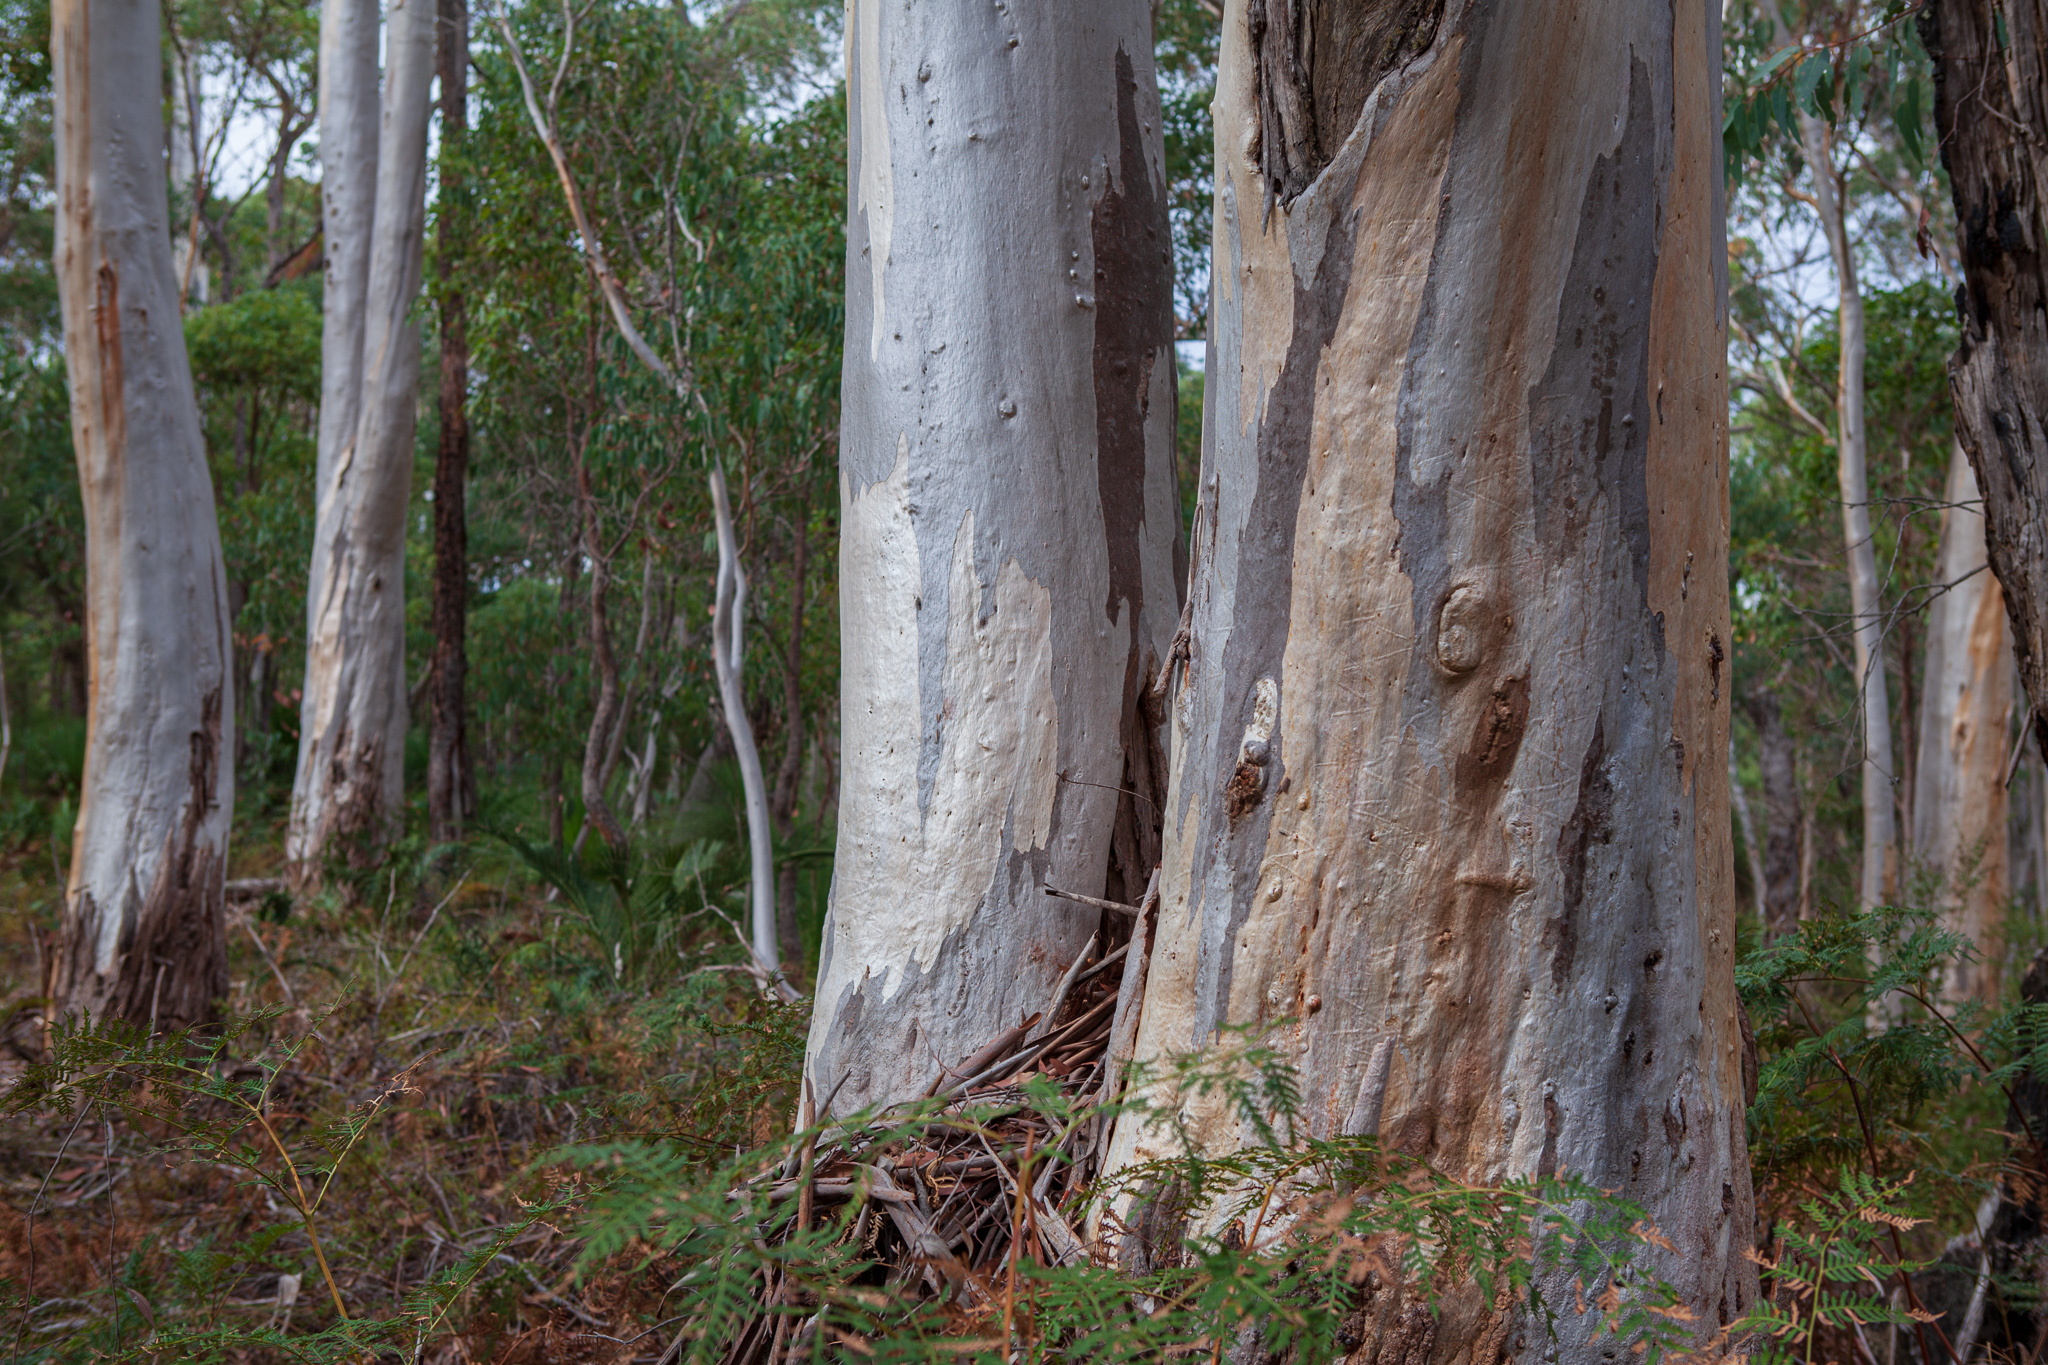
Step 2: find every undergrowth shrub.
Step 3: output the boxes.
[1739,903,2048,1355]
[3,1005,1689,1362]
[562,1033,1696,1363]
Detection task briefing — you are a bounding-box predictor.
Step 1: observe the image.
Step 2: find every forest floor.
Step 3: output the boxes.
[0,809,804,1363]
[0,793,2033,1361]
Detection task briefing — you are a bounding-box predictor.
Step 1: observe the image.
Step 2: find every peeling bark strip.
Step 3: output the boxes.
[810,2,1182,1113]
[1920,0,2048,758]
[1109,0,1755,1344]
[51,0,234,1030]
[289,0,435,873]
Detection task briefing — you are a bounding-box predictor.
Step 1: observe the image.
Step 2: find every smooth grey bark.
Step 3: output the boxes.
[289,0,434,872]
[1106,0,1756,1344]
[1795,105,1897,913]
[807,0,1183,1113]
[311,0,377,507]
[52,0,234,1031]
[1913,445,2012,1006]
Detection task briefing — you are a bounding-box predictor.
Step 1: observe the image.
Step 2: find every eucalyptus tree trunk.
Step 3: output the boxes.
[807,0,1182,1113]
[290,0,434,873]
[169,45,207,307]
[1105,0,1757,1340]
[1914,446,2012,1006]
[311,0,377,511]
[1920,0,2048,763]
[51,0,234,1031]
[428,0,473,845]
[1797,110,1896,912]
[710,467,786,994]
[1742,690,1803,941]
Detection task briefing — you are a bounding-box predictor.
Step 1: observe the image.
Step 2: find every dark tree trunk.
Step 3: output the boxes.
[772,500,809,973]
[545,751,564,849]
[44,574,87,717]
[577,564,628,854]
[428,0,472,845]
[1745,692,1803,942]
[1921,0,2048,758]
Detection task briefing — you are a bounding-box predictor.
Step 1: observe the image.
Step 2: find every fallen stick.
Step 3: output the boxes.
[1026,934,1097,1048]
[1094,869,1161,1113]
[1074,939,1131,985]
[1043,884,1140,917]
[924,1014,1041,1098]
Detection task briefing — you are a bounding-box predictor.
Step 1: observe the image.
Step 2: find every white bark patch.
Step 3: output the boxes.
[1238,676,1278,762]
[827,447,1061,1002]
[850,0,893,362]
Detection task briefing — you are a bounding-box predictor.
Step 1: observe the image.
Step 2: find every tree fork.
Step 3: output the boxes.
[290,0,434,875]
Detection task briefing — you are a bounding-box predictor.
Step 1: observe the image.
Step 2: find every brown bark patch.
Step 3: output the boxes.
[1225,754,1266,822]
[92,259,125,460]
[1452,676,1528,792]
[1118,1176,1191,1275]
[1920,0,2048,758]
[1336,1274,1437,1365]
[329,724,393,867]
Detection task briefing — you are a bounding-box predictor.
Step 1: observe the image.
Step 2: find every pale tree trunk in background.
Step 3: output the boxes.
[710,466,786,995]
[1106,0,1756,1342]
[51,0,234,1031]
[169,47,207,307]
[1731,740,1767,924]
[307,0,376,565]
[1920,0,2048,764]
[807,0,1182,1114]
[290,0,433,875]
[1914,446,2012,1006]
[1798,108,1896,911]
